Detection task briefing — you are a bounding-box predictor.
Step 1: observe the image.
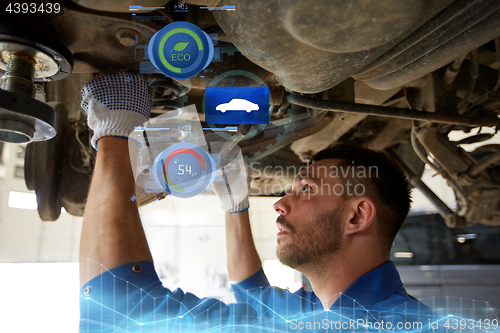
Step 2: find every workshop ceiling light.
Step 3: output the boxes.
[7,191,37,210]
[456,233,476,243]
[394,252,414,258]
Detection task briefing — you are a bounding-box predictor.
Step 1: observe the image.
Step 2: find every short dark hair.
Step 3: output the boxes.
[313,144,412,252]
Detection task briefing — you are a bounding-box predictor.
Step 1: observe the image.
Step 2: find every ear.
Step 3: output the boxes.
[344,197,376,235]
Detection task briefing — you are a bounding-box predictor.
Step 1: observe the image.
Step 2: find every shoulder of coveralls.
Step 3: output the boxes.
[80,261,162,296]
[230,267,318,314]
[354,282,441,333]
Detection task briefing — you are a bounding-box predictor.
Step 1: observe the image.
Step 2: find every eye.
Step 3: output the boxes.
[300,184,311,193]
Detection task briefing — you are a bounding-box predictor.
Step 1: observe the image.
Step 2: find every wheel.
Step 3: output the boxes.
[24,103,66,221]
[25,101,94,221]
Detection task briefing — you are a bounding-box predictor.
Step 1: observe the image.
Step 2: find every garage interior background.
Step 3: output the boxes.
[0,129,499,332]
[1,0,500,331]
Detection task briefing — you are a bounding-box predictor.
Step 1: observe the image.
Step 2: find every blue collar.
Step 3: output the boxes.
[331,261,404,308]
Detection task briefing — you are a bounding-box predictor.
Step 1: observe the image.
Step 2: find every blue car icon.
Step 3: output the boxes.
[216,98,260,113]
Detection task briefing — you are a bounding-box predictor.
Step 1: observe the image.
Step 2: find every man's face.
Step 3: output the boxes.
[273,159,347,269]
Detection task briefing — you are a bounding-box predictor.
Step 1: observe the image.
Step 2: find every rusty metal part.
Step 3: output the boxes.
[0,27,75,143]
[443,54,467,86]
[353,82,402,105]
[458,49,480,113]
[236,111,334,160]
[493,36,500,93]
[213,0,453,93]
[415,124,500,226]
[290,78,357,162]
[395,152,466,228]
[0,27,73,81]
[367,118,413,150]
[0,53,56,143]
[46,73,95,121]
[447,60,500,111]
[292,113,367,163]
[288,93,499,127]
[0,45,59,81]
[40,5,164,73]
[405,70,459,117]
[412,126,472,225]
[355,0,500,90]
[24,103,68,221]
[469,152,500,177]
[116,28,139,47]
[411,127,448,178]
[25,102,95,220]
[1,54,36,97]
[415,126,475,181]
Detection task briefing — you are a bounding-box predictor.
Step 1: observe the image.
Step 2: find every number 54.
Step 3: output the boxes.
[178,164,192,175]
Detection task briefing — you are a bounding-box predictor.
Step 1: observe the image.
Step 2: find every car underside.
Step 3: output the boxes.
[1,0,500,229]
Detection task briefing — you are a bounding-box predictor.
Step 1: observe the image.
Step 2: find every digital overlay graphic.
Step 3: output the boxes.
[152,142,216,198]
[205,86,270,125]
[148,21,214,79]
[128,105,248,205]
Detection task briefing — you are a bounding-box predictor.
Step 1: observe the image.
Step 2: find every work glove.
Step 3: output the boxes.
[212,159,252,213]
[81,71,153,149]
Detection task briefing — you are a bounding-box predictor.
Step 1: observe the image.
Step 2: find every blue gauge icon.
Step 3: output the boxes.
[148,22,214,79]
[152,142,216,198]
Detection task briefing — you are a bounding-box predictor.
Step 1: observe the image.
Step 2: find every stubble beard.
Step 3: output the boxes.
[276,207,343,269]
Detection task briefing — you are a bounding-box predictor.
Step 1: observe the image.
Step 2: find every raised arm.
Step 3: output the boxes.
[78,71,153,288]
[79,137,152,287]
[225,211,262,282]
[212,160,263,283]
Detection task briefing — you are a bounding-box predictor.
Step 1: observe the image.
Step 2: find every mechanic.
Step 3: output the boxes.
[78,72,438,332]
[225,145,428,316]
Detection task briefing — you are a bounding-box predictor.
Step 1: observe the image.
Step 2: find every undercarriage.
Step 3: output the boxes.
[0,0,499,228]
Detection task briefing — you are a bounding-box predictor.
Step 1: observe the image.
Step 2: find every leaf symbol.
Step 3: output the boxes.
[172,42,189,52]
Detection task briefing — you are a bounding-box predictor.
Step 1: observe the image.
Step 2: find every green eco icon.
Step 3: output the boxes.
[172,42,189,52]
[148,21,214,79]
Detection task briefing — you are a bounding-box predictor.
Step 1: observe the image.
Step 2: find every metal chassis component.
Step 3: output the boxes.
[354,0,500,90]
[287,92,499,127]
[232,111,334,160]
[415,124,500,227]
[25,102,94,220]
[0,27,74,143]
[394,151,466,227]
[0,89,56,143]
[24,103,67,221]
[0,27,73,81]
[290,78,357,162]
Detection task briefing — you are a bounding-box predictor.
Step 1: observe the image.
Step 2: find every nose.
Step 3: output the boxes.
[273,195,290,215]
